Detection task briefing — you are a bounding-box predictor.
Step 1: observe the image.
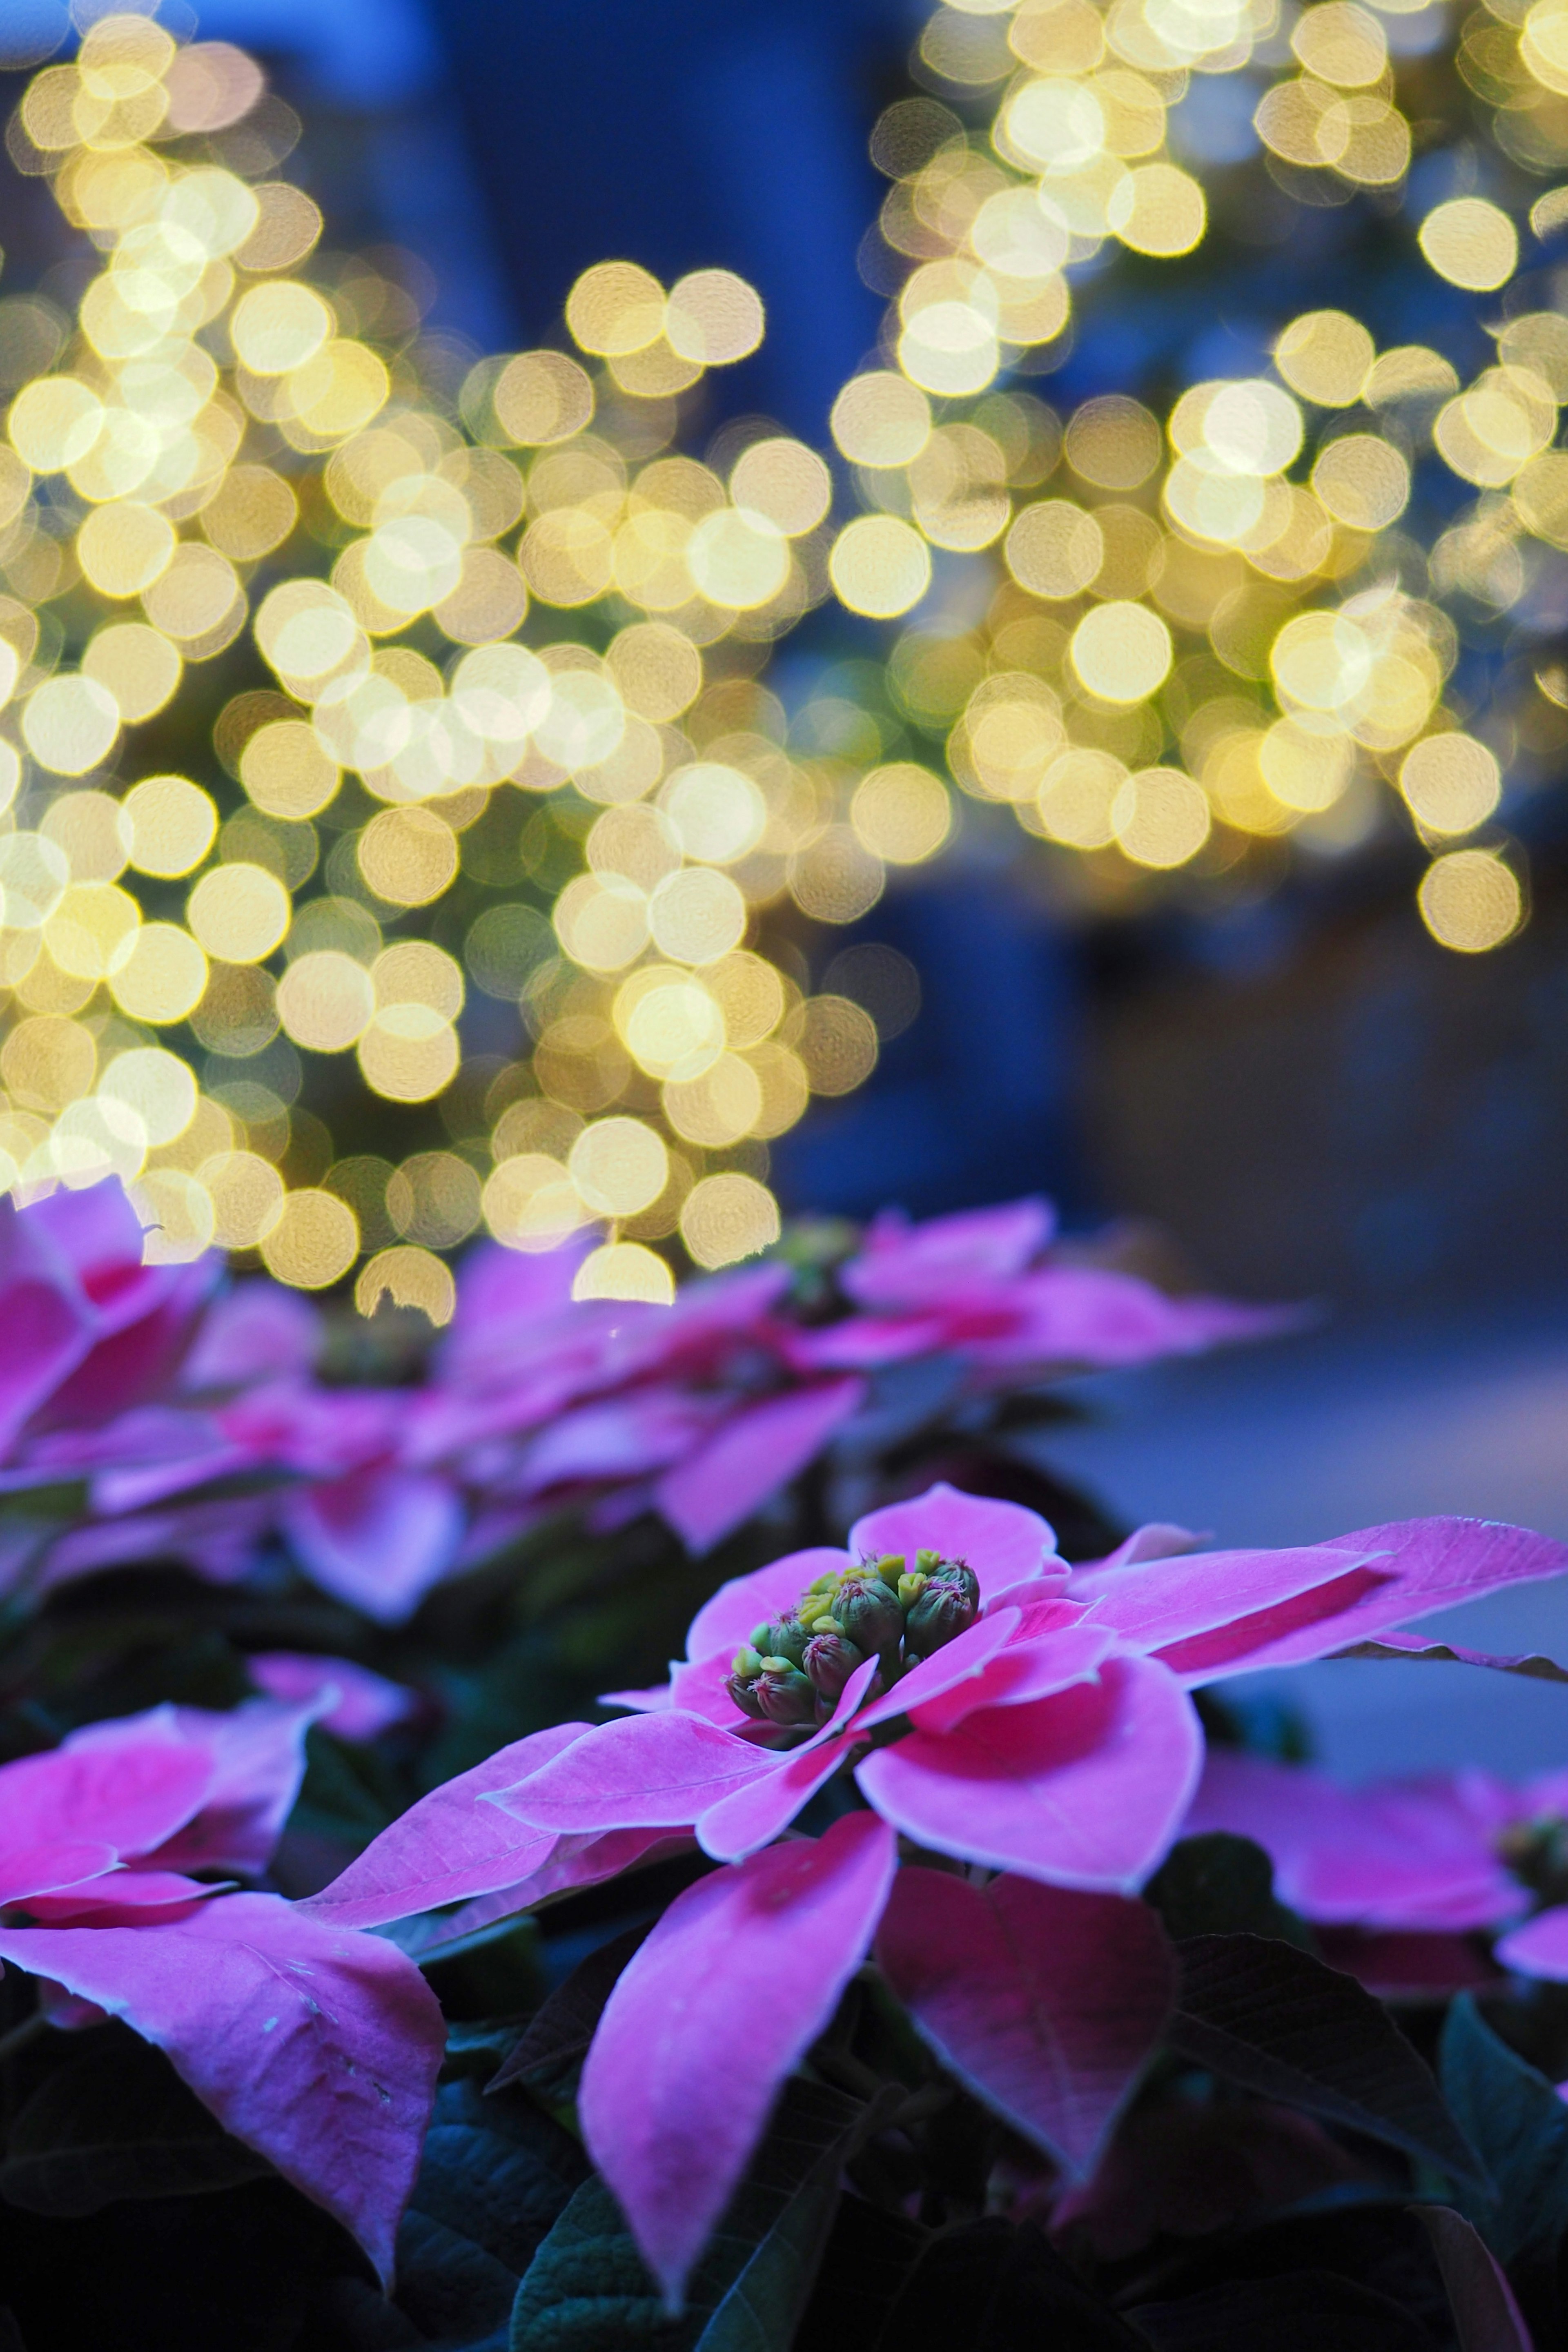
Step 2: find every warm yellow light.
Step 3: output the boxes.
[572,1240,676,1304]
[1069,601,1172,702]
[1418,200,1517,292]
[1417,849,1522,951]
[679,1172,780,1269]
[829,517,932,617]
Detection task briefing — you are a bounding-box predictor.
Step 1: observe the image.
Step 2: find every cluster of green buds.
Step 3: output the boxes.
[726,1548,982,1728]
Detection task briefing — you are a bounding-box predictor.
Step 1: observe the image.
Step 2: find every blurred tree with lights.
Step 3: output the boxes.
[0,0,1566,1307]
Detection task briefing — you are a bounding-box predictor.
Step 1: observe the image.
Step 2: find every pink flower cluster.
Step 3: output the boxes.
[1191,1746,1568,1988]
[305,1482,1568,2305]
[0,1692,442,2283]
[0,1180,1285,1626]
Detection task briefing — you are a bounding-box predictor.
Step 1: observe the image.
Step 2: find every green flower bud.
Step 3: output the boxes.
[897,1569,929,1610]
[904,1576,979,1658]
[870,1552,905,1588]
[733,1645,764,1680]
[835,1573,905,1661]
[928,1559,980,1610]
[915,1548,944,1575]
[753,1659,817,1727]
[803,1570,843,1602]
[726,1655,766,1717]
[752,1610,810,1668]
[802,1630,866,1704]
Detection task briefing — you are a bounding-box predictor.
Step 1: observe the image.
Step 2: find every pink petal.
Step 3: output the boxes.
[1190,1517,1568,1676]
[0,1198,95,1452]
[876,1867,1174,2176]
[299,1723,590,1929]
[181,1282,321,1390]
[24,1869,217,1924]
[906,1624,1121,1738]
[519,1389,720,1493]
[580,1811,898,2307]
[392,1827,690,1956]
[493,1710,775,1835]
[102,1699,324,1878]
[684,1546,852,1664]
[26,1177,156,1320]
[857,1655,1202,1892]
[0,1842,117,1907]
[1496,1905,1568,1979]
[247,1653,421,1742]
[0,1719,213,1862]
[42,1261,215,1428]
[0,1894,443,2287]
[696,1657,880,1862]
[1069,1542,1382,1659]
[977,1265,1295,1374]
[852,1608,1025,1734]
[655,1378,866,1555]
[1187,1753,1521,1932]
[842,1199,1054,1306]
[850,1482,1059,1588]
[283,1467,464,1624]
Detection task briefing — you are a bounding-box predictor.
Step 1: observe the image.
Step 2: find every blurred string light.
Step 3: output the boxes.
[3,0,1566,1297]
[0,12,949,1298]
[813,0,1568,951]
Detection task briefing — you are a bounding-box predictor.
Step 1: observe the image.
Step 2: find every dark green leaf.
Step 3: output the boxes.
[395,2078,589,2349]
[693,2159,839,2352]
[509,2078,874,2351]
[1439,1996,1568,2263]
[1145,1835,1312,1946]
[1130,2269,1436,2350]
[0,2030,270,2216]
[490,1926,651,2101]
[1413,2204,1532,2352]
[1169,1934,1484,2188]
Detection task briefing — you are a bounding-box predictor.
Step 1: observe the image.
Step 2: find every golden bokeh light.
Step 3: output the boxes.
[355,1244,457,1326]
[187,862,290,963]
[829,517,932,617]
[572,1240,677,1304]
[122,776,217,876]
[0,0,1549,1288]
[1417,849,1522,953]
[1399,734,1502,836]
[1069,601,1173,703]
[1417,200,1518,293]
[259,1185,359,1288]
[679,1171,781,1269]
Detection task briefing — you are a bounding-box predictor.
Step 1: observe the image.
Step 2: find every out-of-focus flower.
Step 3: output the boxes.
[0,1698,443,2283]
[245,1652,423,1742]
[0,1183,1290,1625]
[304,1483,1568,2303]
[792,1198,1298,1379]
[1188,1749,1526,1933]
[1191,1746,1568,1999]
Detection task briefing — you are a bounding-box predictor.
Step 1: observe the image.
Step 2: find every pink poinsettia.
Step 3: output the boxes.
[791,1197,1294,1378]
[306,1482,1568,2305]
[0,1697,442,2285]
[1190,1746,1568,1997]
[0,1184,1291,1622]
